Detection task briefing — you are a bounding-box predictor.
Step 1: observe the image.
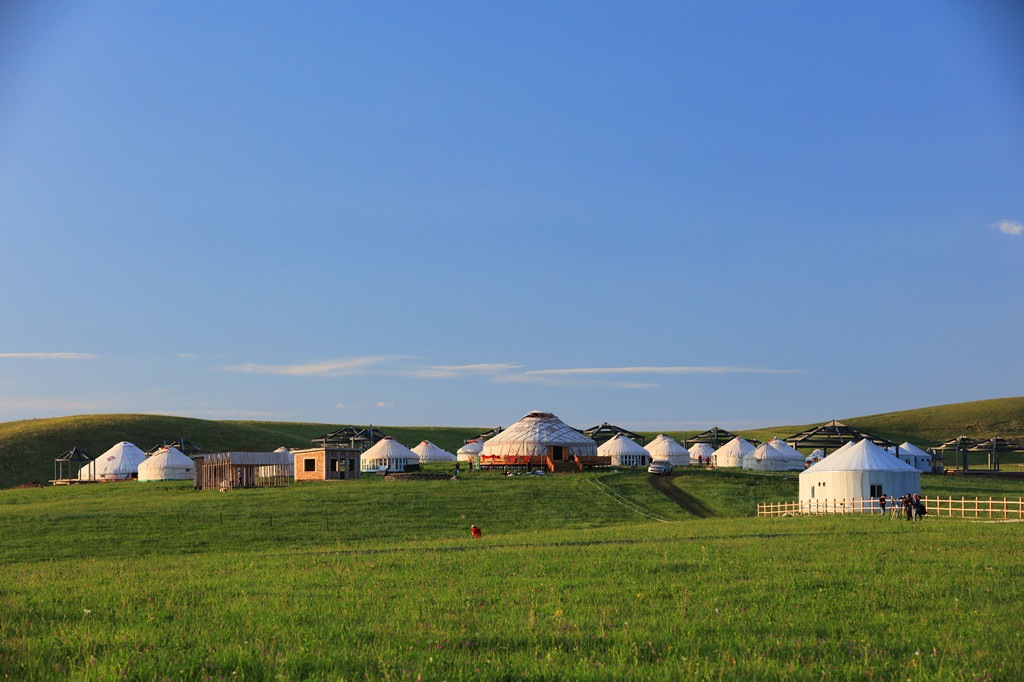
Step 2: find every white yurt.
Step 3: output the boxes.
[887,442,932,473]
[138,446,195,482]
[769,438,808,470]
[688,442,715,465]
[805,449,826,465]
[598,433,650,467]
[645,434,690,467]
[79,441,147,480]
[712,437,755,467]
[456,439,483,463]
[481,411,597,461]
[742,441,799,471]
[800,439,921,508]
[412,440,457,463]
[360,437,418,473]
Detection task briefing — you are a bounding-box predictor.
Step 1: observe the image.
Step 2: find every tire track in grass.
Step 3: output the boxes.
[647,474,719,518]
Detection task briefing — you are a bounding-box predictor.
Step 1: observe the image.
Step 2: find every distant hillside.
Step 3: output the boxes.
[0,414,481,489]
[2,397,1022,488]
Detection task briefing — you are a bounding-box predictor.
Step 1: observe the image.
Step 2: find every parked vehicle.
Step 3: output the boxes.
[648,460,672,475]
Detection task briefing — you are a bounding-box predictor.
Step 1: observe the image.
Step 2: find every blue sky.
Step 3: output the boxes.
[1,1,1022,431]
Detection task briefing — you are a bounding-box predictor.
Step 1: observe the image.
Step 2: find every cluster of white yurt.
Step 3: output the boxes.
[598,433,649,467]
[742,438,804,471]
[79,441,147,480]
[800,439,920,507]
[481,411,597,459]
[887,442,932,473]
[138,445,195,481]
[456,439,483,463]
[360,437,418,473]
[412,440,457,463]
[645,434,690,467]
[687,442,715,465]
[712,437,755,467]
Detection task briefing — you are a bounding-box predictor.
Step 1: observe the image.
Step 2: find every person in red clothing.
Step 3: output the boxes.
[471,525,482,539]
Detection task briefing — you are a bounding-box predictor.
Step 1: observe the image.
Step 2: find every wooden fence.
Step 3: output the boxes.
[758,496,1024,519]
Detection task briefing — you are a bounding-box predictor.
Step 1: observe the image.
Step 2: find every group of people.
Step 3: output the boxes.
[877,493,927,520]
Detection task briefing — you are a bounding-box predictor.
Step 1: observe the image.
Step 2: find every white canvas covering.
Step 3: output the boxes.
[645,434,690,467]
[806,449,825,464]
[481,411,597,459]
[456,440,483,463]
[138,446,195,481]
[412,440,456,462]
[687,442,715,465]
[769,438,808,469]
[887,442,932,473]
[742,441,801,471]
[712,437,755,467]
[79,441,147,480]
[598,434,649,467]
[360,437,417,472]
[800,439,920,507]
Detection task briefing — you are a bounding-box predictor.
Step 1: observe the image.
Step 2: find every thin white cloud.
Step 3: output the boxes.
[992,219,1023,236]
[410,363,522,379]
[0,352,96,360]
[376,401,395,408]
[221,356,403,377]
[335,402,360,409]
[525,366,803,376]
[176,353,196,359]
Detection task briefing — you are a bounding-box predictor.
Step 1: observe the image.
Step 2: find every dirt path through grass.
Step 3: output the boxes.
[647,474,720,518]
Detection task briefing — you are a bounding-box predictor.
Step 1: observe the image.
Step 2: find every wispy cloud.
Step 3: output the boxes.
[525,366,803,376]
[376,401,395,408]
[221,356,403,377]
[409,363,521,379]
[335,402,360,409]
[0,352,96,360]
[992,219,1023,236]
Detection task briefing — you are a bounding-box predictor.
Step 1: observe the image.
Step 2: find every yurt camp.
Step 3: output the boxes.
[412,440,457,463]
[688,442,715,465]
[598,433,650,467]
[360,437,419,473]
[480,411,597,471]
[138,445,195,481]
[800,439,921,510]
[645,434,690,467]
[742,440,801,471]
[78,441,147,480]
[888,442,933,473]
[712,436,755,468]
[456,439,483,464]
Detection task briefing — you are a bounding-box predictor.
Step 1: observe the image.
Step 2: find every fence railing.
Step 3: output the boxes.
[758,496,1024,518]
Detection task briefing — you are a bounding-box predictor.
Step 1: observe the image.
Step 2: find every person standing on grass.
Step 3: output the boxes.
[905,493,914,521]
[471,525,482,539]
[878,493,887,516]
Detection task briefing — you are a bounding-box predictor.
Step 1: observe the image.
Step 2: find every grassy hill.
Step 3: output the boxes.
[2,396,1023,488]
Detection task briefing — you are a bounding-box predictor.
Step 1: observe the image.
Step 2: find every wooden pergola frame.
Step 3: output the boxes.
[966,437,1024,472]
[313,425,388,451]
[784,419,895,454]
[53,446,93,483]
[684,427,752,449]
[581,422,644,445]
[931,436,978,471]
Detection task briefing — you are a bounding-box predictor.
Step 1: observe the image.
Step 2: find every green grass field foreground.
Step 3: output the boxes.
[2,469,1023,680]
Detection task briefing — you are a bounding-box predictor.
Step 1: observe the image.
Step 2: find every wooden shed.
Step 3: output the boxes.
[292,446,361,481]
[193,451,291,490]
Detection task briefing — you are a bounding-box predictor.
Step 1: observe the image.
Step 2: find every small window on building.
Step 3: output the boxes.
[304,458,316,472]
[870,484,883,497]
[330,459,339,472]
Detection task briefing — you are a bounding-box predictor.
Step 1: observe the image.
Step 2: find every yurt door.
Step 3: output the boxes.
[550,446,566,461]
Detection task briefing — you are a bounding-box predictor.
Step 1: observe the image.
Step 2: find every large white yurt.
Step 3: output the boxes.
[360,437,418,473]
[888,442,932,473]
[481,411,597,461]
[79,441,147,480]
[456,439,483,463]
[645,434,690,467]
[712,437,755,467]
[688,442,715,465]
[768,438,808,470]
[412,440,457,463]
[138,446,195,482]
[598,433,649,467]
[742,441,799,471]
[800,439,920,507]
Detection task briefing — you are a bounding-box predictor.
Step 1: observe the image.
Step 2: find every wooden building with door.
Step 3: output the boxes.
[292,446,361,481]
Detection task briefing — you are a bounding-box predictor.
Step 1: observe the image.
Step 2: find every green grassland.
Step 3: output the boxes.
[2,469,1023,680]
